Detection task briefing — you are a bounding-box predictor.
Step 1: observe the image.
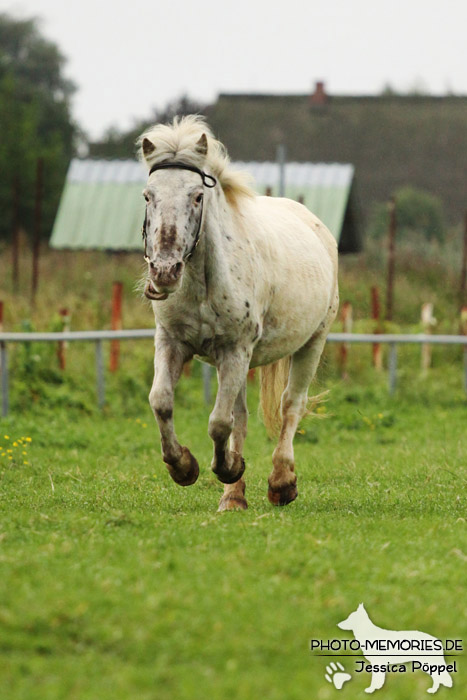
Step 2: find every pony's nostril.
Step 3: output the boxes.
[172,262,183,278]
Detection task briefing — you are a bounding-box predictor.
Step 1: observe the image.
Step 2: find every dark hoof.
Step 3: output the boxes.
[267,478,298,506]
[165,446,199,486]
[212,452,245,485]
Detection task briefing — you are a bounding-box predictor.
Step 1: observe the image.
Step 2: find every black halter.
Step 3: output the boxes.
[142,161,217,263]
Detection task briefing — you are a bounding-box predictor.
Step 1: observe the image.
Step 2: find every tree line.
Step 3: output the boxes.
[0,12,206,242]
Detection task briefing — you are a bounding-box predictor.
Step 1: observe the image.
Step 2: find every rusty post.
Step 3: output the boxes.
[110,282,123,372]
[371,286,383,370]
[31,158,44,306]
[0,300,3,373]
[57,308,70,370]
[339,301,353,377]
[12,176,20,293]
[265,186,272,196]
[460,212,467,309]
[386,197,396,321]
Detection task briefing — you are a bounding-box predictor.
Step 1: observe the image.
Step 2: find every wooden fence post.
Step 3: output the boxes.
[12,177,20,293]
[461,306,467,336]
[386,197,396,321]
[461,306,467,396]
[421,303,436,373]
[31,158,44,306]
[460,212,467,309]
[57,308,70,370]
[339,301,353,377]
[110,282,123,372]
[0,301,3,374]
[371,286,383,370]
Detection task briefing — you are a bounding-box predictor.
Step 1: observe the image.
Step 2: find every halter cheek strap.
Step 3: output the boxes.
[142,161,217,264]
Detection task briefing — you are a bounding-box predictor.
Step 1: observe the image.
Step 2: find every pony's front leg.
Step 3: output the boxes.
[209,353,249,485]
[149,329,198,486]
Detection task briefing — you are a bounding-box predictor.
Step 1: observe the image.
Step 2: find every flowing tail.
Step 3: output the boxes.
[259,357,291,438]
[260,357,329,438]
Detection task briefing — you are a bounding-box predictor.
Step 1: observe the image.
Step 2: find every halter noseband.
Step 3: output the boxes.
[142,161,217,264]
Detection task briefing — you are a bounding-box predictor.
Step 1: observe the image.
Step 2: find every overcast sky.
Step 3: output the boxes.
[5,0,467,139]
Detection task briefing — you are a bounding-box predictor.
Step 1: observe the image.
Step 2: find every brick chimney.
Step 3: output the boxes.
[310,81,327,106]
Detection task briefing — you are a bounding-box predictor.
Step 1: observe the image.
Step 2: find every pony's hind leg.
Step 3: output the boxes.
[218,382,248,511]
[268,330,329,506]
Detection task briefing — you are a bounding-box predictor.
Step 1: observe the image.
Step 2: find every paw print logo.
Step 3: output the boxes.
[325,661,352,690]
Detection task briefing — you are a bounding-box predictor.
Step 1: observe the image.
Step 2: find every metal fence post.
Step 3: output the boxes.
[95,340,105,409]
[277,144,286,197]
[388,342,397,395]
[1,343,9,417]
[202,363,212,405]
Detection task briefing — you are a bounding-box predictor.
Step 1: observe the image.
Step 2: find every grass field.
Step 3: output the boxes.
[1,362,466,699]
[0,243,466,698]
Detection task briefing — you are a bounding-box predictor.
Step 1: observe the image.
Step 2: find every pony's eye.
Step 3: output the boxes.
[144,194,149,203]
[195,193,203,205]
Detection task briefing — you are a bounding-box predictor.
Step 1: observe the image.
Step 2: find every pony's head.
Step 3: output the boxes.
[138,116,253,300]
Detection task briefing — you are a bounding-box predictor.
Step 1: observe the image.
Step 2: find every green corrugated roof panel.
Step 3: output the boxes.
[50,159,355,250]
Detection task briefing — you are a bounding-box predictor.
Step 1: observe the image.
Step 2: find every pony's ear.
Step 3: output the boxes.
[142,137,156,158]
[195,133,208,156]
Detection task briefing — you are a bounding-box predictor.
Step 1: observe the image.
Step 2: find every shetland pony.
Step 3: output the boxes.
[139,116,338,511]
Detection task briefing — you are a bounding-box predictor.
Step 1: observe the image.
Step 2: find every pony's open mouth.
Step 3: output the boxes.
[144,280,169,301]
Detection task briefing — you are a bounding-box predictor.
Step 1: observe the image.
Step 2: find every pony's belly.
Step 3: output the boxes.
[250,324,317,367]
[250,290,332,367]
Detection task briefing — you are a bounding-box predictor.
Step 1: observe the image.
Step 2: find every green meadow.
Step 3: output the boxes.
[1,361,466,699]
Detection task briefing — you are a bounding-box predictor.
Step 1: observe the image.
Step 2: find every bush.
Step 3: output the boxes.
[368,186,445,241]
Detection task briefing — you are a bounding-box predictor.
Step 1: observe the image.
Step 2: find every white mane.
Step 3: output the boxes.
[137,115,254,204]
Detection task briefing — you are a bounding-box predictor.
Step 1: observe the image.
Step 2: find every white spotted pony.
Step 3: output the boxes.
[139,116,338,511]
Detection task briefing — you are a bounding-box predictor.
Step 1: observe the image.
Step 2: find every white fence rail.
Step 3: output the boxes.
[1,331,466,417]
